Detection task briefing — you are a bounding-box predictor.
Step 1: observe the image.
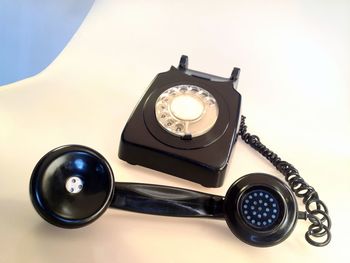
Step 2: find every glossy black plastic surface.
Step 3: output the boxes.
[30,145,114,228]
[30,146,299,247]
[112,182,224,217]
[118,56,241,187]
[30,145,225,229]
[224,173,298,247]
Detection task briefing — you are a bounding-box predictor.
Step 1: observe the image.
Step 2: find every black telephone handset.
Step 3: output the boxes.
[29,57,331,247]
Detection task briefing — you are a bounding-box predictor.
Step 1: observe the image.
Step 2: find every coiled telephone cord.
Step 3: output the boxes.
[238,116,331,246]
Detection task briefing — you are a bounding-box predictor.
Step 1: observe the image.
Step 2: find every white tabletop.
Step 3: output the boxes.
[1,1,349,262]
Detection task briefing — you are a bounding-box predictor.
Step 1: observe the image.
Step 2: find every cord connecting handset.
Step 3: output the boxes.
[29,117,331,247]
[238,116,331,246]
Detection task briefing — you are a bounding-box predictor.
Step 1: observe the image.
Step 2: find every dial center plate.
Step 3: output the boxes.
[170,94,204,121]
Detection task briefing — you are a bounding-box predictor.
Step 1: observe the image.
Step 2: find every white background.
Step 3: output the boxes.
[0,0,349,262]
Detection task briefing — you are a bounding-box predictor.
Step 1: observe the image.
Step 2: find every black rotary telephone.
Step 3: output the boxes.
[29,56,331,247]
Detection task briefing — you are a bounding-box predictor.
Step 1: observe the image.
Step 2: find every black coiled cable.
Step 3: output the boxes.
[238,116,331,247]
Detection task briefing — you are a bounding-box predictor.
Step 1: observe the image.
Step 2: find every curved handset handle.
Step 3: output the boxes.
[29,145,306,247]
[111,182,225,218]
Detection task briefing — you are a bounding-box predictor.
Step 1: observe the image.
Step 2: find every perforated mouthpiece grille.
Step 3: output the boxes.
[240,189,280,230]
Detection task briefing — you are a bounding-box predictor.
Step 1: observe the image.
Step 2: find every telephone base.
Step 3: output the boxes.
[118,56,241,187]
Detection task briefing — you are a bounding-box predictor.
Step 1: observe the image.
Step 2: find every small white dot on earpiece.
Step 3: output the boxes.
[65,176,83,194]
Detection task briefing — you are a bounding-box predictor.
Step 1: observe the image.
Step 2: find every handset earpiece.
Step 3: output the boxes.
[30,145,115,228]
[29,145,225,228]
[30,145,299,246]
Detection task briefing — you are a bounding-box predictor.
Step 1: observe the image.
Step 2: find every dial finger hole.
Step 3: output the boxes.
[190,86,199,93]
[165,119,175,127]
[199,91,209,98]
[175,124,184,132]
[179,86,188,93]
